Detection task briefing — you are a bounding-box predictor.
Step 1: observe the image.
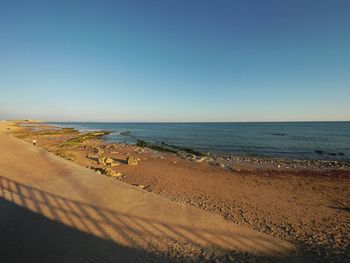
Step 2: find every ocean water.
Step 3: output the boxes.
[50,122,350,161]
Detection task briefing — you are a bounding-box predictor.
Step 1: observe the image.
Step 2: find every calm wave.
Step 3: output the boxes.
[49,122,350,161]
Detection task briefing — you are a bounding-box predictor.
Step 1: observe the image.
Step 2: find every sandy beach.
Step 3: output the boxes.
[1,120,349,262]
[2,1,350,262]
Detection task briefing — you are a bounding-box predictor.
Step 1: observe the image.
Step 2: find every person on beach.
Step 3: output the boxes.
[32,139,37,146]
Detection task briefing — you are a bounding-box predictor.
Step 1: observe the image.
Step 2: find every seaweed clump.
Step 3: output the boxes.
[136,139,178,154]
[136,139,203,156]
[61,131,111,148]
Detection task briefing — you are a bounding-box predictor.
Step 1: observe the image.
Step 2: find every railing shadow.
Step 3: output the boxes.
[0,175,297,262]
[0,197,172,263]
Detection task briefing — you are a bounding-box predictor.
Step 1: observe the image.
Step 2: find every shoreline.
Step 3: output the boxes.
[3,120,350,262]
[28,121,350,170]
[49,121,350,163]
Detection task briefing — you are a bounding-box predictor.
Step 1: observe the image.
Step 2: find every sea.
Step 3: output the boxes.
[49,122,350,161]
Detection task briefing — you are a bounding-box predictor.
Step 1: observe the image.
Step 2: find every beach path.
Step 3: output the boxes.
[0,134,296,262]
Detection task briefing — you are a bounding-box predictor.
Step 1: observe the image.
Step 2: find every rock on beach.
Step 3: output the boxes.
[127,156,139,165]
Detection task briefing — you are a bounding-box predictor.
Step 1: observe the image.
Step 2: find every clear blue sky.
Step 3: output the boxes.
[0,0,349,122]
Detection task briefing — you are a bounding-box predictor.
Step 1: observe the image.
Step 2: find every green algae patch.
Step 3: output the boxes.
[136,139,178,154]
[15,128,78,139]
[61,131,111,148]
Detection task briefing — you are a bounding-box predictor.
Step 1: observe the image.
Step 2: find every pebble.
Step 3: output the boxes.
[177,151,350,170]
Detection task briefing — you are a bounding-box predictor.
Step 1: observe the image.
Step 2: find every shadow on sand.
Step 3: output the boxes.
[0,175,301,262]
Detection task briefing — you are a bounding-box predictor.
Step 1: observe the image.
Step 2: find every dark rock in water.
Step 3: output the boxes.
[328,152,337,156]
[315,150,324,155]
[136,139,148,147]
[338,152,345,156]
[271,133,286,136]
[120,131,130,135]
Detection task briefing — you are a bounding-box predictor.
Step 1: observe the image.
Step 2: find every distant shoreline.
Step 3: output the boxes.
[45,120,350,124]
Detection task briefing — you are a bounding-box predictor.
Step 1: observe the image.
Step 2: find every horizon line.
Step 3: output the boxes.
[10,119,350,123]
